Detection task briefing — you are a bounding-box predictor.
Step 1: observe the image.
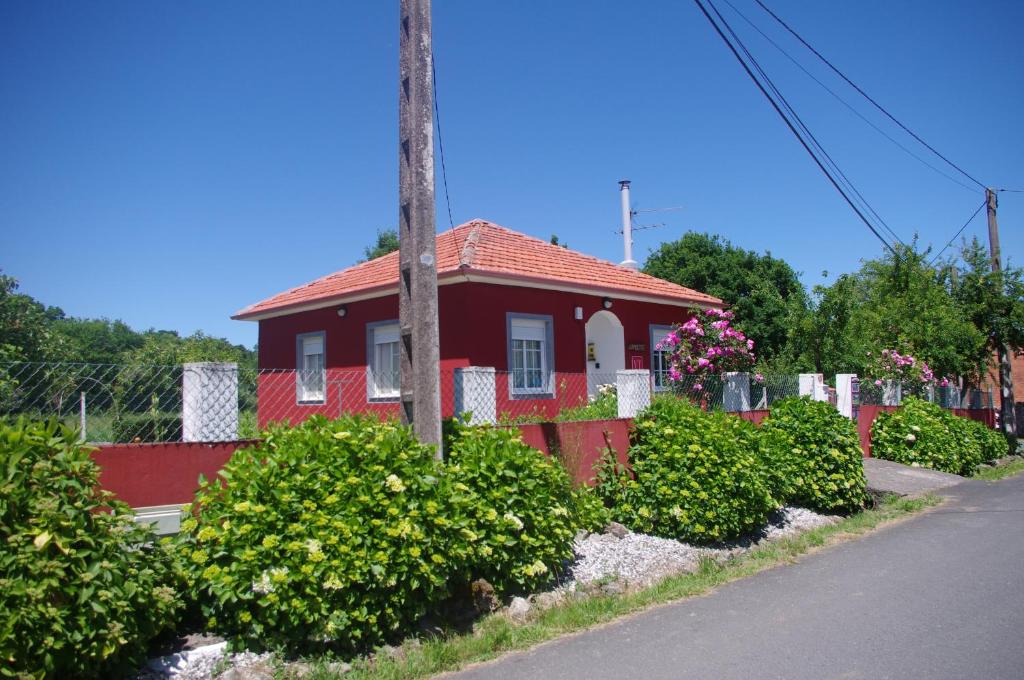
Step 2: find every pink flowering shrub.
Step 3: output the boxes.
[866,349,949,400]
[655,309,757,395]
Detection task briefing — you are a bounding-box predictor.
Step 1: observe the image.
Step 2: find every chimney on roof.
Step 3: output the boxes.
[618,180,639,270]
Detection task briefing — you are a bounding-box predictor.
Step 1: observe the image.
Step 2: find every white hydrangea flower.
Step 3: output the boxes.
[905,433,917,443]
[504,512,525,530]
[252,571,274,594]
[385,474,406,493]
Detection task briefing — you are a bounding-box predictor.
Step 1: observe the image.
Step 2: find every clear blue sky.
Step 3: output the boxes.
[2,0,1021,348]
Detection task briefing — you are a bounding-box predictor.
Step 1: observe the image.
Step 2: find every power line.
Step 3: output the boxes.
[706,0,903,246]
[720,0,978,194]
[431,55,455,230]
[928,199,987,265]
[693,0,897,254]
[752,0,987,191]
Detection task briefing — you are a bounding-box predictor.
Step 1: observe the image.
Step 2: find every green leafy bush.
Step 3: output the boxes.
[444,424,580,594]
[758,397,866,513]
[605,398,775,543]
[871,397,987,476]
[111,412,181,443]
[179,415,474,653]
[0,418,181,679]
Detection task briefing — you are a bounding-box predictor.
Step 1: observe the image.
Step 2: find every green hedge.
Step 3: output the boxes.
[603,398,775,543]
[444,424,590,594]
[178,415,474,653]
[111,412,181,443]
[0,418,181,679]
[758,397,866,513]
[871,397,1004,476]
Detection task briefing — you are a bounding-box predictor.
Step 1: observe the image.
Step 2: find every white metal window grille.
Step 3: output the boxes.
[650,325,673,391]
[370,324,401,399]
[510,318,548,394]
[298,334,325,403]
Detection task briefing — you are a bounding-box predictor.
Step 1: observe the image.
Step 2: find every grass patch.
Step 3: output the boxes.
[291,495,938,680]
[973,457,1024,481]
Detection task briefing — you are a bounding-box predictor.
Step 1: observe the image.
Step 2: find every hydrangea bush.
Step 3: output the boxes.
[871,397,989,476]
[178,415,475,652]
[654,309,757,396]
[0,418,181,679]
[758,397,867,513]
[603,398,775,543]
[445,424,584,594]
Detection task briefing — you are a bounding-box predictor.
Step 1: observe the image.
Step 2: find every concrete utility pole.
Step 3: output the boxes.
[398,0,442,455]
[986,187,1017,438]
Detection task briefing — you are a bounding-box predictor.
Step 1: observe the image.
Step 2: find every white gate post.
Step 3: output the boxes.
[182,362,239,442]
[836,373,858,418]
[723,372,751,412]
[882,380,902,406]
[453,366,497,425]
[799,373,828,401]
[616,369,651,418]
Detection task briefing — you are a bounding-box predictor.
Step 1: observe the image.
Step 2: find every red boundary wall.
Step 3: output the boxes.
[90,405,998,507]
[90,441,256,508]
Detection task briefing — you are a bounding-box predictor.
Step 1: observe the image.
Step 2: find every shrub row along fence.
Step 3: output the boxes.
[0,361,997,445]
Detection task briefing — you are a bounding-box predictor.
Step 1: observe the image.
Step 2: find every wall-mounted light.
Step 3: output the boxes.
[602,297,613,310]
[574,306,583,320]
[336,306,348,318]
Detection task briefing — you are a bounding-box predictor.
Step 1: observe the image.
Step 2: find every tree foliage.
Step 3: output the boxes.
[643,233,806,365]
[0,272,255,368]
[789,243,985,380]
[361,228,400,262]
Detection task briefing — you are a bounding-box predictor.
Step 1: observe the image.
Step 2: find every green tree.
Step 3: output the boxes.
[0,272,68,362]
[790,242,986,381]
[52,317,144,364]
[361,228,400,262]
[643,232,807,365]
[950,237,1024,422]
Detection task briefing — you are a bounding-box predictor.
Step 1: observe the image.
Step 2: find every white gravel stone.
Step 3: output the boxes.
[560,506,836,592]
[136,644,274,680]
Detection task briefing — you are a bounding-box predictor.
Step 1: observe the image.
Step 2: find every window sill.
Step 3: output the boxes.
[510,391,555,400]
[368,395,401,403]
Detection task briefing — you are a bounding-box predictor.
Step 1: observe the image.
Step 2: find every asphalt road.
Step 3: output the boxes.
[447,475,1024,680]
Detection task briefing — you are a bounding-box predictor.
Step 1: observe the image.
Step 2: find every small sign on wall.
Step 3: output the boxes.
[627,343,646,352]
[631,355,644,370]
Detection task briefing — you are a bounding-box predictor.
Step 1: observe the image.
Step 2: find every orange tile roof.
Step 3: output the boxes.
[233,219,722,320]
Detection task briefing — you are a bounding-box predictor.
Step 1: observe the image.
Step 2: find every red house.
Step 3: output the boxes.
[233,220,722,425]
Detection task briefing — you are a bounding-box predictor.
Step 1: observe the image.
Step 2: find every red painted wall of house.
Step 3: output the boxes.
[255,281,695,424]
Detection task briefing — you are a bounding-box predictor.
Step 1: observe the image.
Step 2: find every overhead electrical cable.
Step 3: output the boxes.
[752,0,987,191]
[692,0,898,254]
[431,52,462,266]
[707,0,904,246]
[928,199,987,265]
[720,0,977,194]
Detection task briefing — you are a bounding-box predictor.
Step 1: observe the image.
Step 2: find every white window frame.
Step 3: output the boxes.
[296,331,326,404]
[650,325,674,392]
[507,313,555,399]
[366,321,401,401]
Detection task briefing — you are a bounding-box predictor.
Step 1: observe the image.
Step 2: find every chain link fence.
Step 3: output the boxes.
[857,379,994,409]
[0,362,1000,443]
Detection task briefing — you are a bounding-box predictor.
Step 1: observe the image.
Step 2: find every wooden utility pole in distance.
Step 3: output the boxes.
[986,187,1017,438]
[398,0,442,455]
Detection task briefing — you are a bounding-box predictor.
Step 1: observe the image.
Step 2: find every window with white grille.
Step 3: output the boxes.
[296,332,325,403]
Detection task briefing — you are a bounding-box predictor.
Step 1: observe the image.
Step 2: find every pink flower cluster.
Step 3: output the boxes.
[655,309,756,393]
[870,349,949,387]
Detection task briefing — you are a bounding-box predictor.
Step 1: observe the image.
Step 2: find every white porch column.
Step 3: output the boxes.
[723,372,751,412]
[799,373,828,401]
[182,362,238,442]
[835,373,858,419]
[454,366,497,425]
[616,369,651,418]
